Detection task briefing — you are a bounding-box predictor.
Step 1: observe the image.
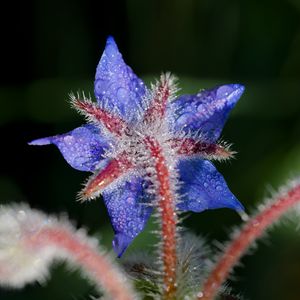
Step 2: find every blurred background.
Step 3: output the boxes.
[1,0,300,299]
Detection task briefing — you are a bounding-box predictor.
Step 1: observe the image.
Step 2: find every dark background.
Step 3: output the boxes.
[1,0,300,299]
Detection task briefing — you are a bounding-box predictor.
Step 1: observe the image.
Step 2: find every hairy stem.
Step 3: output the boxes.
[199,182,300,300]
[32,227,136,300]
[145,137,178,300]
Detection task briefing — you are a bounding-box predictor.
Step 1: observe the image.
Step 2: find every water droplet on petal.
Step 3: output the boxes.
[176,113,191,127]
[197,103,205,112]
[216,85,233,98]
[117,87,128,102]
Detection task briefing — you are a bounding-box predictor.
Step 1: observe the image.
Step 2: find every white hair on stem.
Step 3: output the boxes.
[0,204,137,300]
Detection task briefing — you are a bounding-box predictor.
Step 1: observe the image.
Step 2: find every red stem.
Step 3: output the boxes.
[145,137,177,299]
[33,227,135,300]
[199,183,300,300]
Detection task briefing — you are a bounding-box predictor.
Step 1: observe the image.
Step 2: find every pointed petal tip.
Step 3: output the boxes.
[219,192,244,213]
[231,83,245,97]
[95,36,146,121]
[216,83,245,104]
[112,233,132,258]
[106,35,116,44]
[104,35,119,56]
[228,83,245,90]
[28,137,52,146]
[178,159,245,213]
[231,198,245,212]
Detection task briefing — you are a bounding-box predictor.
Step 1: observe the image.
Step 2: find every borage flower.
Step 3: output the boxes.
[30,36,244,257]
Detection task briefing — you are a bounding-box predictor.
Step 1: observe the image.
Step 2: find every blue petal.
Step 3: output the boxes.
[102,176,152,257]
[29,125,112,172]
[168,84,244,142]
[177,159,243,212]
[94,36,146,122]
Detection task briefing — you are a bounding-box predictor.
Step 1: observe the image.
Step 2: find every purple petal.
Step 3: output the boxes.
[94,36,146,122]
[168,84,244,142]
[102,176,152,257]
[29,125,112,172]
[177,158,243,212]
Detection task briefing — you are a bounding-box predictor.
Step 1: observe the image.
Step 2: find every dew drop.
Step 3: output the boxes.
[175,113,190,127]
[216,85,233,98]
[117,87,128,102]
[63,135,74,143]
[216,185,222,191]
[127,197,135,205]
[197,103,205,112]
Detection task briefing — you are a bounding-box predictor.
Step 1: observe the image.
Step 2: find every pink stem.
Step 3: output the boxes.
[145,137,178,300]
[199,183,300,300]
[31,227,135,300]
